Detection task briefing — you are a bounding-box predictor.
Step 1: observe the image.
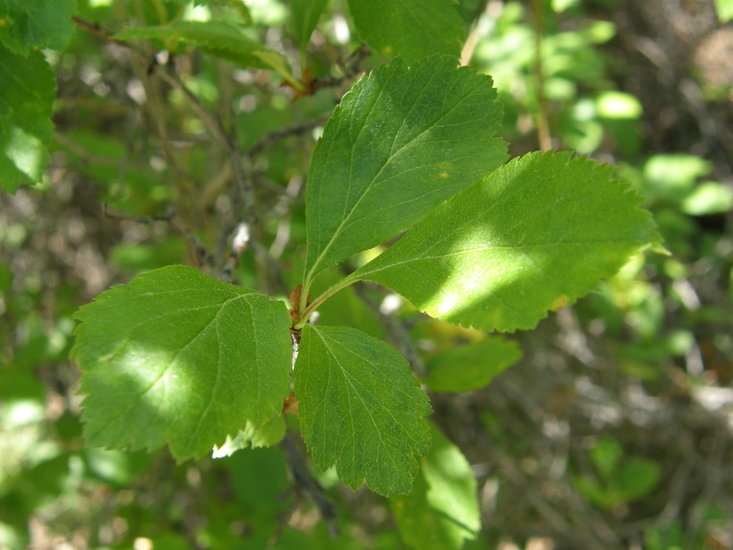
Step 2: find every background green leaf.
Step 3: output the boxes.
[0,0,76,55]
[71,265,292,461]
[0,48,55,192]
[350,152,659,332]
[304,55,507,287]
[424,336,522,392]
[115,21,298,86]
[714,0,733,21]
[390,424,479,550]
[290,0,329,51]
[347,0,465,61]
[294,325,431,495]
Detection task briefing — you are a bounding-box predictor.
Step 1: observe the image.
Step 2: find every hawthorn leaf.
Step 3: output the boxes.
[291,0,329,50]
[0,0,76,55]
[115,22,298,87]
[350,152,660,332]
[390,424,479,550]
[294,325,431,495]
[347,0,465,61]
[304,56,507,285]
[424,336,522,392]
[71,265,292,461]
[0,47,55,192]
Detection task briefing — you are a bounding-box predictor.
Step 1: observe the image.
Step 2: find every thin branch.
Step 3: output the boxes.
[311,45,370,93]
[530,0,552,152]
[460,0,492,66]
[102,206,214,267]
[279,432,339,537]
[72,16,134,51]
[74,16,273,287]
[246,117,328,158]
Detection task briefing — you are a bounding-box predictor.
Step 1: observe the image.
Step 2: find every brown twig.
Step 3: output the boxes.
[72,16,132,50]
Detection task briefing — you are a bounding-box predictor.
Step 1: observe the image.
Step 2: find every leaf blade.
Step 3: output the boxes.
[351,151,660,332]
[424,336,522,392]
[295,325,431,495]
[291,0,329,50]
[304,56,507,284]
[0,47,55,192]
[0,0,76,55]
[115,21,297,84]
[347,0,465,61]
[72,265,292,461]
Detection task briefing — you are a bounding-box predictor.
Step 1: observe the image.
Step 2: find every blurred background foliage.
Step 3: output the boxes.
[1,0,733,548]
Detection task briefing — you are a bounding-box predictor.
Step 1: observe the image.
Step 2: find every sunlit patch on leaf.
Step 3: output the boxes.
[71,266,292,461]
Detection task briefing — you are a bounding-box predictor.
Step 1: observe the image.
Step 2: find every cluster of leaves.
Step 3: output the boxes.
[67,0,658,518]
[0,0,76,192]
[5,0,733,549]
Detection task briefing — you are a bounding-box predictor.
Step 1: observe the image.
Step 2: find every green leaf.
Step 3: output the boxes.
[715,0,733,21]
[424,336,522,392]
[71,265,292,461]
[390,424,479,549]
[347,0,465,61]
[0,47,55,192]
[294,325,431,495]
[0,0,76,55]
[349,152,659,332]
[643,153,711,202]
[291,0,329,50]
[680,181,733,216]
[114,21,299,88]
[304,56,507,287]
[574,474,611,508]
[590,435,623,479]
[609,458,661,502]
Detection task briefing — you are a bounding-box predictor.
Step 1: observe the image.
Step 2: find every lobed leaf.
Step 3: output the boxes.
[0,0,76,55]
[350,151,660,332]
[347,0,465,61]
[0,47,55,192]
[71,265,292,461]
[424,336,522,392]
[294,325,431,495]
[390,424,480,550]
[304,55,507,286]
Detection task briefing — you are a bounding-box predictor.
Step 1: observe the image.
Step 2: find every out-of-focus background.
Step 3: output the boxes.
[1,1,732,548]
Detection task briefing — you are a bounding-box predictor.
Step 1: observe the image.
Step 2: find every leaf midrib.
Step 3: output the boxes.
[354,237,648,279]
[306,70,487,281]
